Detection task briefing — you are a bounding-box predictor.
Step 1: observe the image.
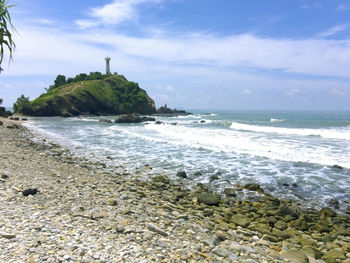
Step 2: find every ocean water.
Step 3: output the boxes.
[25,110,350,210]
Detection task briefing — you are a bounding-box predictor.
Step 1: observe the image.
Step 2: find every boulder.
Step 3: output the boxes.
[209,175,219,182]
[244,183,263,192]
[327,198,339,209]
[0,121,2,126]
[321,249,345,263]
[280,250,309,263]
[224,188,236,197]
[320,207,337,218]
[197,193,221,206]
[115,114,156,123]
[278,205,300,219]
[230,214,250,228]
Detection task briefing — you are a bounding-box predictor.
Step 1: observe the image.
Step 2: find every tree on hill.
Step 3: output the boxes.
[13,94,31,114]
[0,0,16,73]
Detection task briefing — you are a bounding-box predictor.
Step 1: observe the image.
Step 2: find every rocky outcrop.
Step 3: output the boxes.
[19,75,156,117]
[115,114,156,123]
[155,104,191,117]
[0,107,12,117]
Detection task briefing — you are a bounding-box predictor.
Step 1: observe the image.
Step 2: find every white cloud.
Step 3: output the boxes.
[317,24,349,38]
[286,88,300,96]
[76,0,164,29]
[156,84,175,91]
[153,94,169,100]
[240,89,252,95]
[329,88,349,97]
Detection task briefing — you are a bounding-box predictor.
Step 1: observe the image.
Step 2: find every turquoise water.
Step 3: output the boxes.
[25,110,350,210]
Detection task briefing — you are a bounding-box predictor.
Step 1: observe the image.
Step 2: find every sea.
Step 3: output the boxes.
[24,110,350,211]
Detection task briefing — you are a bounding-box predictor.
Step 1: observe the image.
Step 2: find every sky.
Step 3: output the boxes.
[1,0,350,110]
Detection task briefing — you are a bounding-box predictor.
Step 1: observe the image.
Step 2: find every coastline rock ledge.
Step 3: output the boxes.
[18,75,156,117]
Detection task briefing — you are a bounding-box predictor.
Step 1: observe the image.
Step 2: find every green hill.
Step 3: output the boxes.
[22,74,156,117]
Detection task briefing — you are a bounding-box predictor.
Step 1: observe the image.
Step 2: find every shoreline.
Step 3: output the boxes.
[0,118,349,262]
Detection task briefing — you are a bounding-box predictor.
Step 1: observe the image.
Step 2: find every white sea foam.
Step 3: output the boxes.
[270,118,285,123]
[230,121,350,141]
[144,123,350,169]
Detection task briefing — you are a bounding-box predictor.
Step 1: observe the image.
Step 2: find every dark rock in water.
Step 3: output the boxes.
[170,122,177,126]
[194,171,202,176]
[328,198,339,209]
[99,119,112,123]
[0,106,4,112]
[0,121,2,126]
[1,173,9,179]
[176,171,187,178]
[292,183,298,187]
[21,118,28,121]
[115,114,155,123]
[331,164,343,170]
[224,188,236,197]
[200,120,206,123]
[244,183,263,192]
[197,193,221,206]
[320,207,337,218]
[22,188,38,196]
[282,183,290,187]
[155,121,163,124]
[156,104,192,116]
[10,117,20,121]
[209,175,219,182]
[193,121,198,123]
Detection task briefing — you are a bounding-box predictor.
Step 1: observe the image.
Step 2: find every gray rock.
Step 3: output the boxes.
[230,214,250,228]
[212,247,232,258]
[147,224,168,237]
[197,193,221,206]
[0,233,16,239]
[224,188,236,197]
[281,250,309,263]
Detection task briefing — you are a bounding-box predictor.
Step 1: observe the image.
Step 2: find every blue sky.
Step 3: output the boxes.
[1,0,350,110]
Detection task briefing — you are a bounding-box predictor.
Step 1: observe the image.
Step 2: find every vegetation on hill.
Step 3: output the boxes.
[14,73,156,117]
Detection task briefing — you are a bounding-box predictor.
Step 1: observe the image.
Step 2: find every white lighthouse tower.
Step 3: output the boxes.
[105,57,111,75]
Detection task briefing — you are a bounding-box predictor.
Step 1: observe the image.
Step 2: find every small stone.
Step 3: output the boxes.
[0,233,16,239]
[22,188,38,196]
[109,198,118,206]
[1,173,9,179]
[224,188,236,197]
[147,224,168,237]
[212,247,231,258]
[203,208,214,217]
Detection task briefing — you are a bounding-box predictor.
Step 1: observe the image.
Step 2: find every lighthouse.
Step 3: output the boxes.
[105,57,111,75]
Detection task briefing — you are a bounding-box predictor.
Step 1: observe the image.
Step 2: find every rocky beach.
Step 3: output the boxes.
[0,117,350,263]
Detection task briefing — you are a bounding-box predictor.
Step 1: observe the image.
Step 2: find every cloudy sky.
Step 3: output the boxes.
[1,0,350,110]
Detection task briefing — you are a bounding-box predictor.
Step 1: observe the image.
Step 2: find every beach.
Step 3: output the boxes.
[0,117,350,263]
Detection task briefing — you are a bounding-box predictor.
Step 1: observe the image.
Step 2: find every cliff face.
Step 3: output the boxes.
[26,75,156,117]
